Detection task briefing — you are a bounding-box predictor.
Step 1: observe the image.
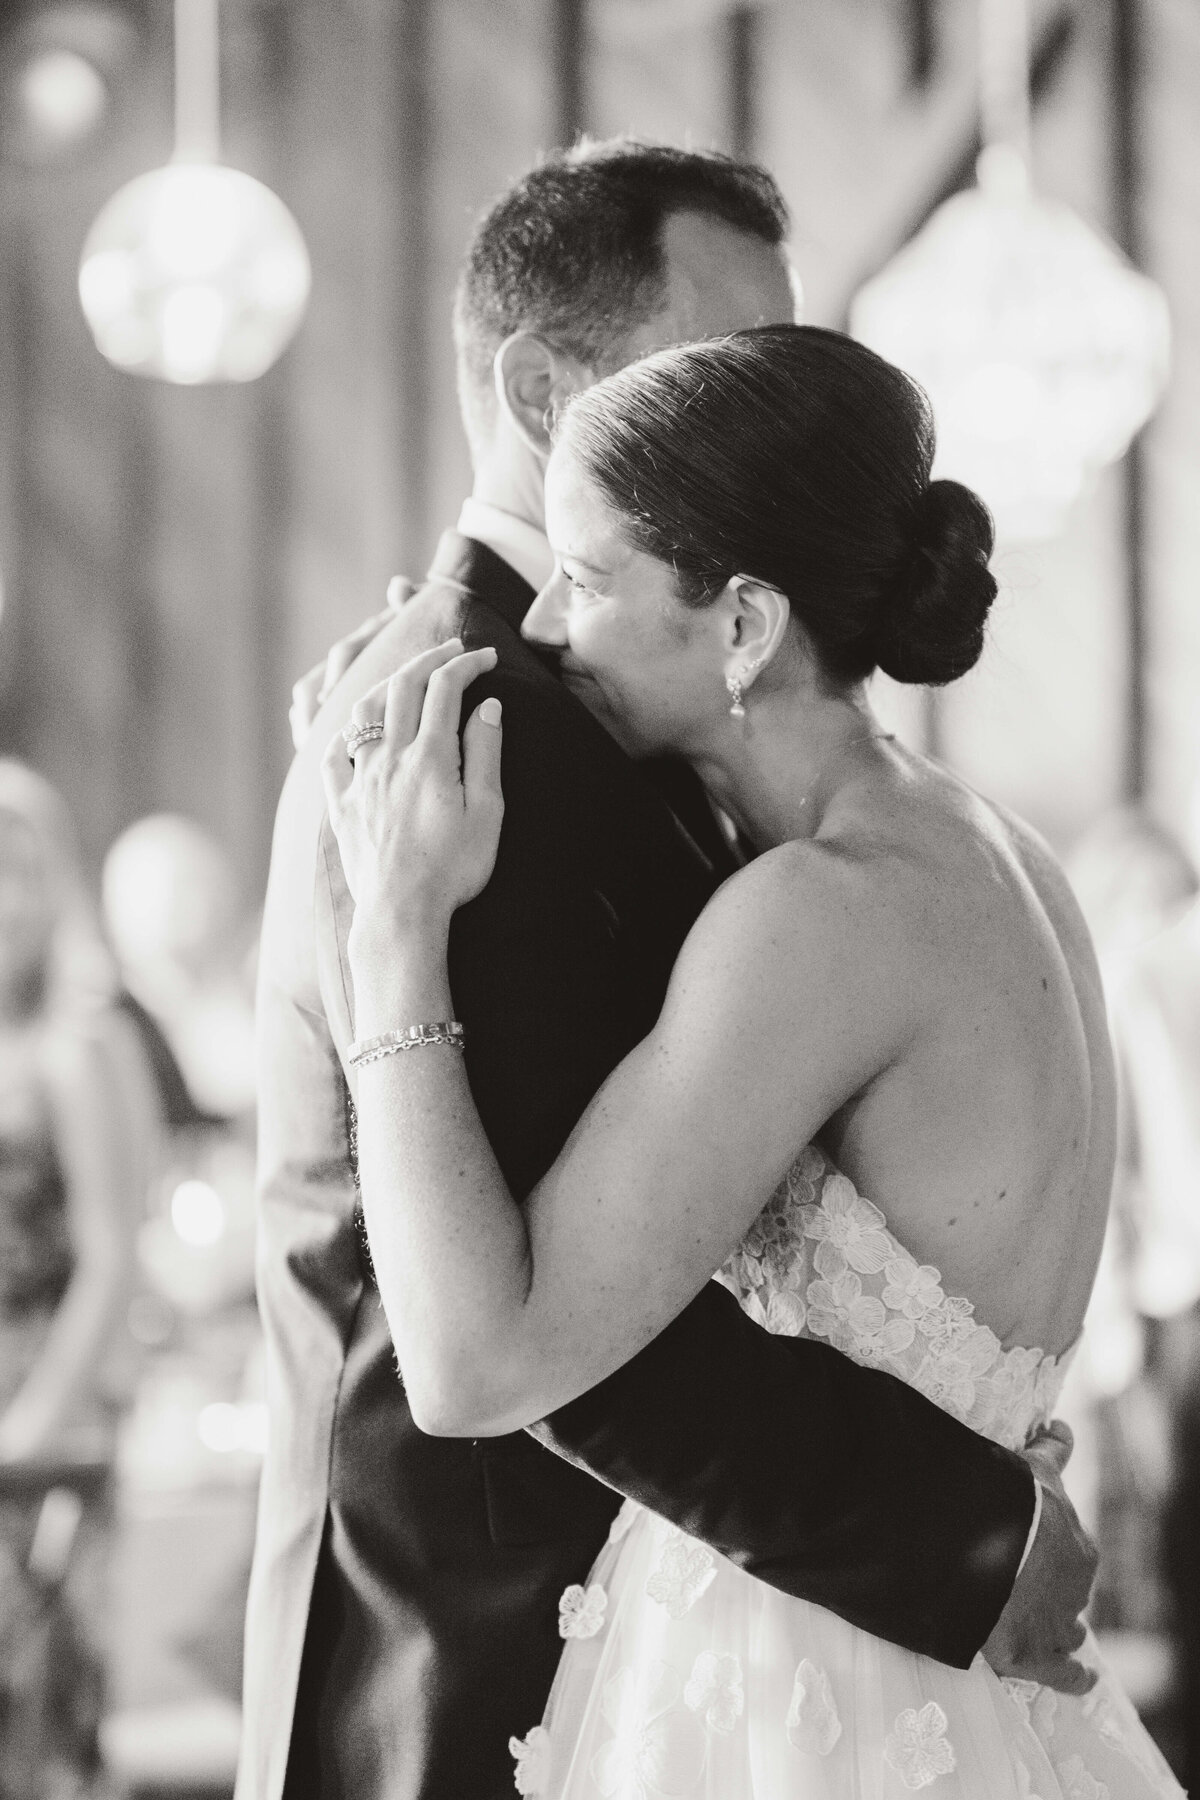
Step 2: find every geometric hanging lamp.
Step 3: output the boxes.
[850,0,1169,541]
[78,0,310,384]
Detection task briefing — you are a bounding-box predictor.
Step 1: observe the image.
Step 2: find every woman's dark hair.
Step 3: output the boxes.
[557,324,997,687]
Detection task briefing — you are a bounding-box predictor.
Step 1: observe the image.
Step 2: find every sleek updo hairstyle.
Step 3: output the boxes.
[557,324,997,687]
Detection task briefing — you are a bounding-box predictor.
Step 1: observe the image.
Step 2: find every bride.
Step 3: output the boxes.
[321,325,1182,1799]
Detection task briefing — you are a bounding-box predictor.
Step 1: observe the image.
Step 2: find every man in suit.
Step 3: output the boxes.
[240,140,1097,1800]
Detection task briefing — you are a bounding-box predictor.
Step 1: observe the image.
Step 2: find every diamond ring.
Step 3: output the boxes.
[342,721,386,761]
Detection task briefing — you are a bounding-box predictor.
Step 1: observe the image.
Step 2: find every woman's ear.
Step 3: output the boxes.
[724,577,792,690]
[494,333,590,457]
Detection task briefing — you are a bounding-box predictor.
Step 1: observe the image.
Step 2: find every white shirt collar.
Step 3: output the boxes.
[455,497,555,596]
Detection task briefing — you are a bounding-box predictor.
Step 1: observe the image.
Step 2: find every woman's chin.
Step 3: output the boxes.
[562,672,659,759]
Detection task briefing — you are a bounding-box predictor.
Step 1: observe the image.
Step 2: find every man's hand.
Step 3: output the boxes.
[289,577,415,750]
[982,1421,1099,1694]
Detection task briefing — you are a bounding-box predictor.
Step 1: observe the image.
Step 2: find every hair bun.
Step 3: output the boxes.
[874,479,997,686]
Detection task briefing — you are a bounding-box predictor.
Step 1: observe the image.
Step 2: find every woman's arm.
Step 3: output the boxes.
[327,646,910,1436]
[0,1019,142,1460]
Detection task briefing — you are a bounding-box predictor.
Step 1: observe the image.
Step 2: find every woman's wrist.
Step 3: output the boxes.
[348,902,450,970]
[347,914,454,1036]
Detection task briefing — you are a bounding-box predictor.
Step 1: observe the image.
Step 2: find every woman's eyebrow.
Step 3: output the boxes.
[555,552,611,577]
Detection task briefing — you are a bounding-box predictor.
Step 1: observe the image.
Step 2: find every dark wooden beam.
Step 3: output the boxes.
[1112,0,1148,803]
[393,0,433,570]
[0,204,37,762]
[903,0,938,92]
[248,0,296,866]
[553,0,588,148]
[726,4,758,160]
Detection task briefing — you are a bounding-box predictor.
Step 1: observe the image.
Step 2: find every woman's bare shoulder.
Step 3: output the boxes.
[672,828,925,1055]
[977,795,1106,992]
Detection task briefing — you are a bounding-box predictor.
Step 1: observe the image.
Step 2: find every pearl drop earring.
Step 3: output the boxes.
[726,656,762,720]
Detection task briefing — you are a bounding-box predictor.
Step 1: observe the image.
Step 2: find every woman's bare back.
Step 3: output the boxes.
[812,749,1116,1359]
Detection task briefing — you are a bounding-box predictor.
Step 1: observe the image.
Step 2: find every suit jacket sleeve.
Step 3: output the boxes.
[532,1283,1033,1668]
[338,661,1036,1672]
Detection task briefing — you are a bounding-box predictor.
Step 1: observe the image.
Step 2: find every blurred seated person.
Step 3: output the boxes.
[1067,805,1200,1776]
[0,760,160,1795]
[1068,812,1200,1373]
[1098,825,1200,1784]
[101,814,258,1130]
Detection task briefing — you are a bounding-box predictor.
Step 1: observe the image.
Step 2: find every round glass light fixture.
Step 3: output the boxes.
[20,47,109,147]
[80,162,311,384]
[0,5,137,165]
[850,1,1169,541]
[78,0,310,385]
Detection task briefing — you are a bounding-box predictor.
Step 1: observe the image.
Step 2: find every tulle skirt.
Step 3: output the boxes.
[510,1503,1183,1800]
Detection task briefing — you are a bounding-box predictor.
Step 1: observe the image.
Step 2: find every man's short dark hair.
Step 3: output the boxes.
[452,137,790,447]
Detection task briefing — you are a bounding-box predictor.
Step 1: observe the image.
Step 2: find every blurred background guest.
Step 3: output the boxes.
[1099,816,1200,1793]
[0,759,159,1799]
[102,815,258,1135]
[1064,805,1200,1778]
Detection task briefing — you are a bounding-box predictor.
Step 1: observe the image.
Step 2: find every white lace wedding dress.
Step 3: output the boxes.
[509,1145,1185,1800]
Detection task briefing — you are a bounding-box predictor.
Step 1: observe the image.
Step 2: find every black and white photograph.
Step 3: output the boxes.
[0,2,1196,1796]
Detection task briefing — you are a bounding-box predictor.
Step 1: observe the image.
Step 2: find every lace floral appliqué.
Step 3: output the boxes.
[590,1664,707,1800]
[558,1582,607,1640]
[786,1659,841,1756]
[684,1651,744,1734]
[509,1725,551,1795]
[1057,1755,1110,1800]
[884,1701,957,1789]
[1002,1677,1059,1739]
[644,1532,717,1619]
[716,1144,1074,1451]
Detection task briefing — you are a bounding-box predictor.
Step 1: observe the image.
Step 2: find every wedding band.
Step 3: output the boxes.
[343,721,385,760]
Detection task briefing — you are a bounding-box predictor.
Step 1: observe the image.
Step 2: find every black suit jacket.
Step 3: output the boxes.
[239,533,1034,1800]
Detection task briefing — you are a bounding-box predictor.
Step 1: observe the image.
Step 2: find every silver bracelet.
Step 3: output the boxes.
[347,1022,466,1067]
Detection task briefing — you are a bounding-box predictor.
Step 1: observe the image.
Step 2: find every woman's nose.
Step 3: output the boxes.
[521,573,569,645]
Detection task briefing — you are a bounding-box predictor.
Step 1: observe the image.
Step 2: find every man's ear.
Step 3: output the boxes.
[724,577,792,688]
[494,332,589,457]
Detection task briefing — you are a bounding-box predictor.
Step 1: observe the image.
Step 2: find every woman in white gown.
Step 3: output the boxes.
[323,325,1184,1799]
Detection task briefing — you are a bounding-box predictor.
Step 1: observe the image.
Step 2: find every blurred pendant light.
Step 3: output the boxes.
[850,0,1169,541]
[78,0,310,384]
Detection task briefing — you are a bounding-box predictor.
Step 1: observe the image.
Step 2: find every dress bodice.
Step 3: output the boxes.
[513,1145,1184,1800]
[716,1144,1074,1453]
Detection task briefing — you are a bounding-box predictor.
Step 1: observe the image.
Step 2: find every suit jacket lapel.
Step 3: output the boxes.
[427,530,537,633]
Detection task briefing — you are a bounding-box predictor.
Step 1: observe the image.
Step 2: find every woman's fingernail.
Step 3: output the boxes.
[479,698,502,727]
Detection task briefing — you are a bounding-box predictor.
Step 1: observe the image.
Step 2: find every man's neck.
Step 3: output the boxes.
[469,437,547,534]
[455,497,553,594]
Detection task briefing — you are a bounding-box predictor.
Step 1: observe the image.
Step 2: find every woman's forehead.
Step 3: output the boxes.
[545,449,628,565]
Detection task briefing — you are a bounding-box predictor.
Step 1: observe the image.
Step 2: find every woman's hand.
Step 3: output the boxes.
[322,639,504,944]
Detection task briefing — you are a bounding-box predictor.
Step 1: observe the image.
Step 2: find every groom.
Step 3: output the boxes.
[242,140,1096,1800]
